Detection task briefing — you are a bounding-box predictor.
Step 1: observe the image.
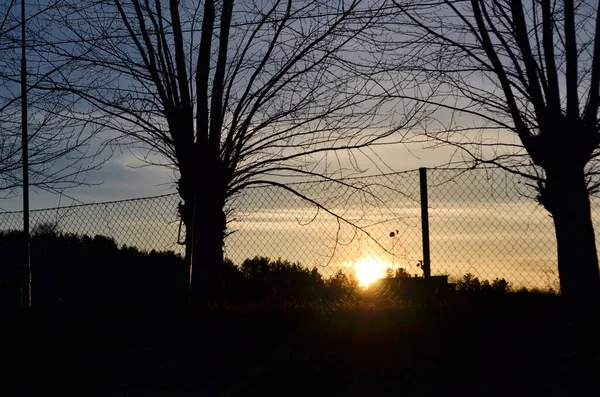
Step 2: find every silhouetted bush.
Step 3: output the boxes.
[512,286,558,297]
[233,256,360,305]
[324,268,361,304]
[384,267,410,279]
[454,273,557,299]
[455,273,511,294]
[370,274,455,305]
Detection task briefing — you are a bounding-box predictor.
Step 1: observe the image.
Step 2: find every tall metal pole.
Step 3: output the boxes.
[21,0,31,308]
[419,167,431,279]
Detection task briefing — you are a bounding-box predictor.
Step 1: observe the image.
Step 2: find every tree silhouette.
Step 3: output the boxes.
[0,227,188,309]
[386,0,600,305]
[239,256,327,304]
[0,0,103,197]
[40,0,408,303]
[385,266,409,279]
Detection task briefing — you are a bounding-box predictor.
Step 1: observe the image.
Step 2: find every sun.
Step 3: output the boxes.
[352,256,390,288]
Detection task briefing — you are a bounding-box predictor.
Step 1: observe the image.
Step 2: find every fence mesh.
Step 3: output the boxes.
[1,167,597,291]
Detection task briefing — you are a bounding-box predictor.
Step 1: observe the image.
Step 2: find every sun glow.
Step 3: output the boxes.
[351,256,391,288]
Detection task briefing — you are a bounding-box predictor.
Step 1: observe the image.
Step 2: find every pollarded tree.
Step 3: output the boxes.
[43,0,406,303]
[385,0,600,305]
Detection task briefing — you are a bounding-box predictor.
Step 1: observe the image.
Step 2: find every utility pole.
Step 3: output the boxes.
[21,0,31,308]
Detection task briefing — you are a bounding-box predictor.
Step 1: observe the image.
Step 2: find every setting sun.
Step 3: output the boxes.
[351,256,391,288]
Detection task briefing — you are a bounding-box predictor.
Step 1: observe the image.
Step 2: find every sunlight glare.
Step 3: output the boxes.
[352,256,390,288]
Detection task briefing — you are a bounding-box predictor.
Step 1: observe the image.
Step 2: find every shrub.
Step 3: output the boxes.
[385,267,409,279]
[456,273,482,292]
[456,273,511,294]
[238,256,330,304]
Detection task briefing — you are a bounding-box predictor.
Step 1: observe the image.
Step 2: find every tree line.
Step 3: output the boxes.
[0,225,554,311]
[0,227,363,310]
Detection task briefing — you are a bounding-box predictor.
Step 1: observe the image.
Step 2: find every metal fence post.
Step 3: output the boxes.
[419,168,431,279]
[21,0,31,309]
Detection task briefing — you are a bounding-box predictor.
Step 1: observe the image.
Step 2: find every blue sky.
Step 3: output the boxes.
[0,149,175,211]
[0,132,461,212]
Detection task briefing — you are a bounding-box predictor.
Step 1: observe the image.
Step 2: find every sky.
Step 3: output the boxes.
[0,138,460,211]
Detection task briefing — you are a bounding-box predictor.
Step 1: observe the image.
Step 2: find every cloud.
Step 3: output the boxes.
[0,150,175,211]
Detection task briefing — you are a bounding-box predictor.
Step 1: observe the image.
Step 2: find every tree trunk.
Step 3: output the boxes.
[188,193,226,305]
[541,167,600,307]
[179,153,227,306]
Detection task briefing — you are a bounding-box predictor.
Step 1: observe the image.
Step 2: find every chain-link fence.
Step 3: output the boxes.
[225,167,573,290]
[1,167,597,291]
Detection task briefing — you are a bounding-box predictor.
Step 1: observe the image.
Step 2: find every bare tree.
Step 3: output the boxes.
[42,0,410,303]
[0,0,104,199]
[381,0,600,304]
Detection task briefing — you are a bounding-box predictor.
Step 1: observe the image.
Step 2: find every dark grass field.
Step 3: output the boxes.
[1,296,599,396]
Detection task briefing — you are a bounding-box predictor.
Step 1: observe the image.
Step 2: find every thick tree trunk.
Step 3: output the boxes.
[179,153,227,306]
[541,167,600,306]
[187,193,226,305]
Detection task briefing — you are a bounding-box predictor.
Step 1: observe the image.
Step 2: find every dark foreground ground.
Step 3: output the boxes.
[1,297,599,396]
